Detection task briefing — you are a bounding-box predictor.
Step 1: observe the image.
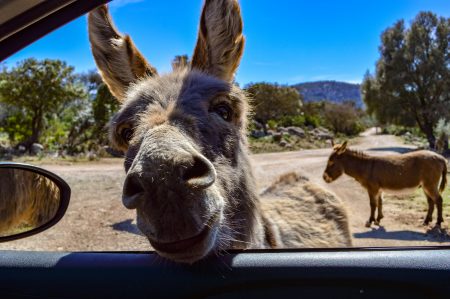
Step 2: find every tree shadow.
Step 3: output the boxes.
[111,219,143,236]
[353,226,450,243]
[367,147,416,154]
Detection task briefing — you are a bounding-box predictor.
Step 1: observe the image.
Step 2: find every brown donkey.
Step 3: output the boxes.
[323,141,448,227]
[88,0,351,264]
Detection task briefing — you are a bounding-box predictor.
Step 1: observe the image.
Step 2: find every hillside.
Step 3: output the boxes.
[293,81,363,107]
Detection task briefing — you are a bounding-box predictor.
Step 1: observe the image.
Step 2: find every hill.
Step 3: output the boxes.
[293,81,363,107]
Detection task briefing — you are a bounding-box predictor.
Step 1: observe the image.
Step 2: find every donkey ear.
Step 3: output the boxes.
[88,5,157,102]
[330,139,335,147]
[191,0,245,82]
[337,141,348,155]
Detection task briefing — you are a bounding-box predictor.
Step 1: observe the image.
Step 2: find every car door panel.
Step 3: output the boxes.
[0,248,449,298]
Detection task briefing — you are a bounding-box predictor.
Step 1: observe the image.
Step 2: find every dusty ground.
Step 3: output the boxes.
[1,128,449,251]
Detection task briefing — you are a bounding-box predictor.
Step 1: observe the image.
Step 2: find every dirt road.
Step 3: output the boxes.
[1,129,449,251]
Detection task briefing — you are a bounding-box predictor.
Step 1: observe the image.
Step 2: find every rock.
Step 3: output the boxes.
[17,145,26,154]
[0,144,13,160]
[31,143,44,155]
[266,130,276,136]
[0,144,8,154]
[251,130,265,138]
[279,140,288,147]
[87,151,98,161]
[316,132,334,140]
[2,153,13,160]
[252,120,265,130]
[310,127,333,140]
[287,126,305,138]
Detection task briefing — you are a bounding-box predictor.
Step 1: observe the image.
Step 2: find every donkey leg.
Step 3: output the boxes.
[436,195,444,226]
[375,193,384,225]
[366,192,377,228]
[423,195,434,226]
[425,187,444,227]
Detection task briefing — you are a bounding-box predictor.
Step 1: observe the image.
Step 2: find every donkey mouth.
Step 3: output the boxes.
[149,225,212,254]
[147,212,220,262]
[323,173,333,183]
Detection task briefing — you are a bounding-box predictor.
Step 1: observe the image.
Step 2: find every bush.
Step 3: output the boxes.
[246,82,302,128]
[323,102,366,136]
[267,119,278,130]
[304,114,321,128]
[277,115,306,127]
[381,125,423,137]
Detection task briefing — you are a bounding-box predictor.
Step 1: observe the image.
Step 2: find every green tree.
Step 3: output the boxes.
[323,101,365,135]
[64,71,119,153]
[0,58,85,148]
[246,82,302,131]
[91,83,120,144]
[362,12,450,148]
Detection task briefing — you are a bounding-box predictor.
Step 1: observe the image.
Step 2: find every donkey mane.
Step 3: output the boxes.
[342,148,369,159]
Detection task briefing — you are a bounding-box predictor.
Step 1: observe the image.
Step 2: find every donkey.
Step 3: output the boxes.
[323,141,448,227]
[88,0,351,264]
[0,169,60,235]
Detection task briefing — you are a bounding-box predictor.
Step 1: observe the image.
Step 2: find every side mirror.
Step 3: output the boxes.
[0,163,70,242]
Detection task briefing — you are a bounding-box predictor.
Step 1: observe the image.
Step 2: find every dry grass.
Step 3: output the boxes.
[249,135,345,154]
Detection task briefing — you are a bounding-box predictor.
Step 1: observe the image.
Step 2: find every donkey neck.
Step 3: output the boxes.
[341,150,372,184]
[222,149,267,249]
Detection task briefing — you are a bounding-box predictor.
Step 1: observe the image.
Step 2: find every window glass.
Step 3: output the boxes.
[0,0,449,257]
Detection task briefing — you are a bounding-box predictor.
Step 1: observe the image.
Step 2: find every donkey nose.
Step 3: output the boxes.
[182,155,216,189]
[122,174,145,209]
[323,172,331,183]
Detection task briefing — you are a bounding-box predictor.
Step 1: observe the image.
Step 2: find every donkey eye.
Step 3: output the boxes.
[212,104,232,121]
[120,127,133,143]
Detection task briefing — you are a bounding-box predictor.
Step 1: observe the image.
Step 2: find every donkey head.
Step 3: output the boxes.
[323,141,348,183]
[89,0,261,263]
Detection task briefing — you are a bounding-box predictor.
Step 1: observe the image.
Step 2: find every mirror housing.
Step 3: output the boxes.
[0,162,70,242]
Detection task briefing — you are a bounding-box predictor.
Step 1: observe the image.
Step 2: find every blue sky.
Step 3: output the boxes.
[4,0,449,85]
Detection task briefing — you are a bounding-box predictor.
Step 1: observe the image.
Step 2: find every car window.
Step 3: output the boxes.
[0,0,449,257]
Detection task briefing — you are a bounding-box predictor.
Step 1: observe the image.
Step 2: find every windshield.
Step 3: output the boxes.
[0,0,449,257]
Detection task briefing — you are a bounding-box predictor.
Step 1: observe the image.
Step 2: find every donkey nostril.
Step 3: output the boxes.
[183,156,216,189]
[122,175,145,209]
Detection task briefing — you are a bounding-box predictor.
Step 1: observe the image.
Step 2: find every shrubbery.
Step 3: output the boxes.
[0,59,119,156]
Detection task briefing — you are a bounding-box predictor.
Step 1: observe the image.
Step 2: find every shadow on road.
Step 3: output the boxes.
[367,147,416,154]
[353,226,450,243]
[111,219,143,236]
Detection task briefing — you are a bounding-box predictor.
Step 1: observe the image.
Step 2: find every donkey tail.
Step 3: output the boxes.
[440,159,448,194]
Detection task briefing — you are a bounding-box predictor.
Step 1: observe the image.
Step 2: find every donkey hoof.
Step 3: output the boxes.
[374,220,381,226]
[365,221,371,228]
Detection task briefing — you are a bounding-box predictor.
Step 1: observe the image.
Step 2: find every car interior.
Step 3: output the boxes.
[0,1,449,298]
